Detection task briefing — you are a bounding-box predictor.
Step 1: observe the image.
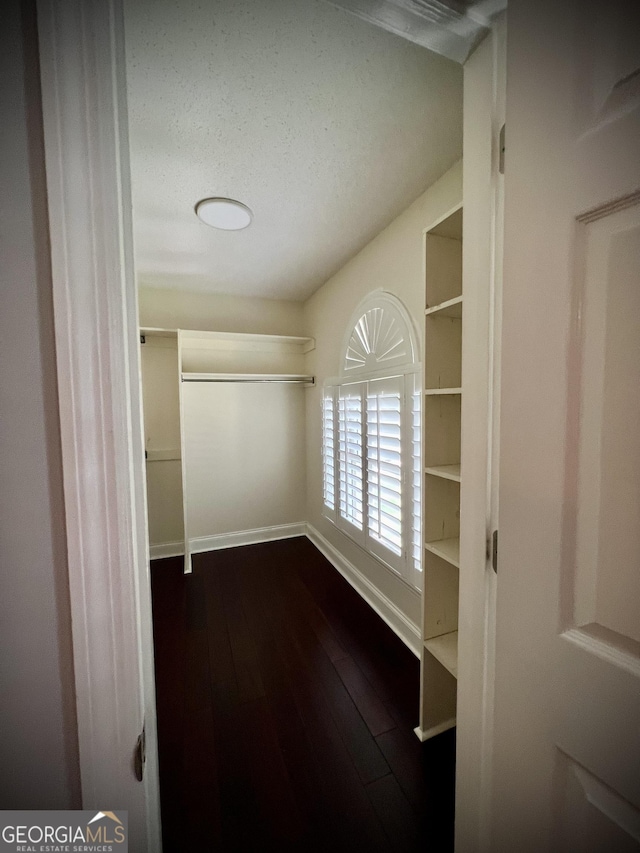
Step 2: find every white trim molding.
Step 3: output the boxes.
[306,524,422,657]
[190,523,306,554]
[149,541,185,561]
[149,524,307,561]
[37,0,160,848]
[414,718,457,742]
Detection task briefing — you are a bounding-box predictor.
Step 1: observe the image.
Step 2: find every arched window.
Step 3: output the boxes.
[322,293,421,588]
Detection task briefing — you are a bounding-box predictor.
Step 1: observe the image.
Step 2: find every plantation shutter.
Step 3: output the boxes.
[338,384,365,542]
[325,293,420,588]
[366,376,404,571]
[411,379,422,582]
[322,389,336,515]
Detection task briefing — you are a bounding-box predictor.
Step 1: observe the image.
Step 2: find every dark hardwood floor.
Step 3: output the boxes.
[151,536,455,852]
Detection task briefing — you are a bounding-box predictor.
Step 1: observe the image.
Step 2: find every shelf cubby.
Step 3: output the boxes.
[425,233,462,308]
[424,537,460,568]
[423,550,459,637]
[425,313,462,390]
[424,475,460,567]
[140,330,184,549]
[415,649,457,741]
[425,295,463,318]
[424,395,461,468]
[424,464,461,482]
[425,631,458,679]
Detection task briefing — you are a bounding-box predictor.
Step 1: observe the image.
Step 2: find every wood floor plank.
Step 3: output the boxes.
[285,652,391,851]
[375,727,428,812]
[181,577,221,846]
[250,554,390,847]
[334,654,398,737]
[151,537,455,851]
[217,555,266,703]
[366,773,421,852]
[149,558,187,852]
[290,620,392,784]
[238,563,335,840]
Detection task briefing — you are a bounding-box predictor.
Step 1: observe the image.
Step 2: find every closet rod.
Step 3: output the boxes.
[181,373,315,385]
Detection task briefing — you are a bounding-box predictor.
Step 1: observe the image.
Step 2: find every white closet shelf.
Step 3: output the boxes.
[424,537,460,568]
[139,326,177,338]
[425,387,462,396]
[424,631,458,678]
[425,464,461,482]
[145,448,181,462]
[179,330,315,353]
[181,372,315,384]
[425,295,462,318]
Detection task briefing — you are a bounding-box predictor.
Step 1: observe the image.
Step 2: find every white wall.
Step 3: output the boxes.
[304,161,463,634]
[0,0,80,808]
[183,382,306,540]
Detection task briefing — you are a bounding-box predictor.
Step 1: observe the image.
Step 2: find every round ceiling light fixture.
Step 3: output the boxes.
[195,197,253,231]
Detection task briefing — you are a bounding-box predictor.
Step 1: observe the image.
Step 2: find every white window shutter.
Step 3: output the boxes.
[337,384,365,543]
[411,376,422,583]
[324,292,421,589]
[322,389,336,516]
[366,376,405,574]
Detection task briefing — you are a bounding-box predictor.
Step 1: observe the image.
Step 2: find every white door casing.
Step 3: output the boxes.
[37,1,161,849]
[456,15,505,853]
[495,0,640,850]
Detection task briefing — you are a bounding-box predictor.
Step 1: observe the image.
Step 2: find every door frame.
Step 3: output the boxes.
[36,0,161,847]
[454,16,506,853]
[34,1,505,849]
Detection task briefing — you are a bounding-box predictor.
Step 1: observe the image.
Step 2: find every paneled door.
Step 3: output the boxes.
[494,0,640,850]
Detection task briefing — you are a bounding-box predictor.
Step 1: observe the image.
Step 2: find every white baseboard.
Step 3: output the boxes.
[190,522,306,554]
[305,524,421,658]
[149,540,184,560]
[149,523,307,561]
[414,718,457,741]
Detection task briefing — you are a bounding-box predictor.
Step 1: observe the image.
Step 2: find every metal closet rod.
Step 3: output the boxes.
[181,374,315,385]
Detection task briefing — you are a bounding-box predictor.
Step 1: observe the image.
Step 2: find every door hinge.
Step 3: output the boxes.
[133,725,146,782]
[490,530,498,573]
[140,333,146,344]
[498,124,505,174]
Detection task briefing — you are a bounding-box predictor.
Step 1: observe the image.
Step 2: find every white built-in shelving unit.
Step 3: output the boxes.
[140,328,315,573]
[416,206,463,741]
[139,327,184,551]
[177,329,315,572]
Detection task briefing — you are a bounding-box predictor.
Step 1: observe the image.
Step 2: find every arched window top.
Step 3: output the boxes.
[341,292,418,377]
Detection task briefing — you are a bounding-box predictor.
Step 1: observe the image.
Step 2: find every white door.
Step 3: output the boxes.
[494,0,640,850]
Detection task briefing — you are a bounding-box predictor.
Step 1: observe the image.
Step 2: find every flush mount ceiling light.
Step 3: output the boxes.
[195,197,253,231]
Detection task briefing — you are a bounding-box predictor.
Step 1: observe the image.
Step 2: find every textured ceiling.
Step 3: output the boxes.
[124,0,463,301]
